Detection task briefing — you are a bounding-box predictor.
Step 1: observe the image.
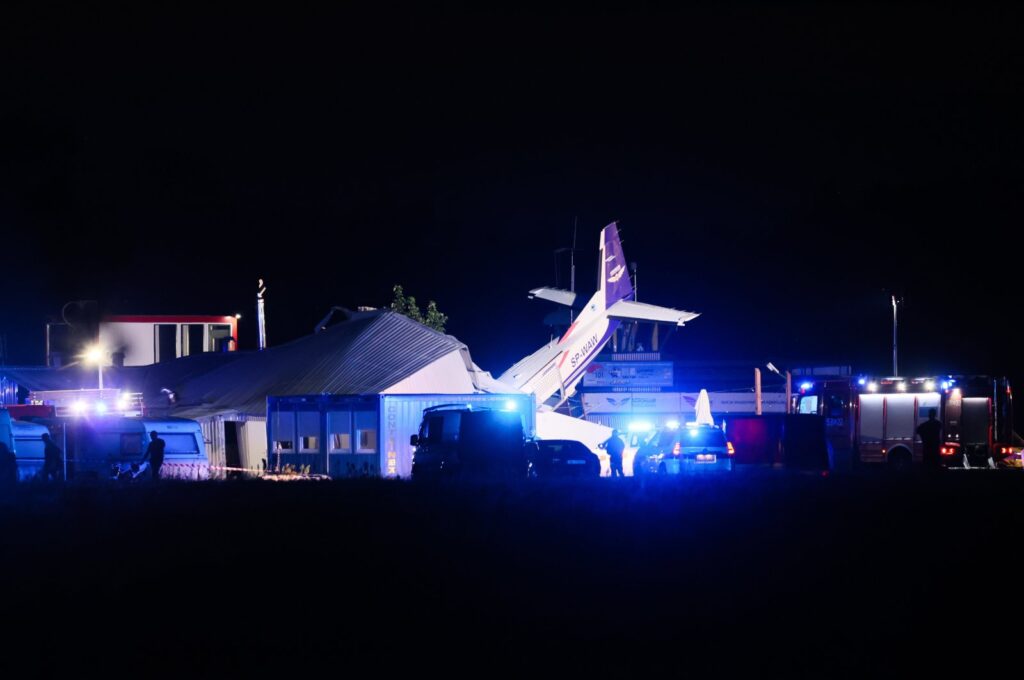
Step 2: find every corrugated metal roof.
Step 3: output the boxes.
[0,351,243,395]
[172,310,468,417]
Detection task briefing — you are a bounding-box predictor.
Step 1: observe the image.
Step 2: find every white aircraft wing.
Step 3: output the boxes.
[528,287,577,307]
[606,300,699,326]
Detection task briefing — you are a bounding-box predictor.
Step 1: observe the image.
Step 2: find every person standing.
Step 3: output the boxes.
[916,409,943,470]
[41,433,63,481]
[0,442,17,487]
[600,429,626,478]
[141,431,166,481]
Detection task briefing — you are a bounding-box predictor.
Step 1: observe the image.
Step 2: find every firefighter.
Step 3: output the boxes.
[141,431,166,481]
[600,429,626,477]
[40,433,63,481]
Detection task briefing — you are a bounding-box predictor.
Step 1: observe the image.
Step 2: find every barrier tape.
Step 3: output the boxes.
[208,465,330,480]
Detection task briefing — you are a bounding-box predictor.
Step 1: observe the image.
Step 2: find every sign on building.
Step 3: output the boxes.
[583,361,674,388]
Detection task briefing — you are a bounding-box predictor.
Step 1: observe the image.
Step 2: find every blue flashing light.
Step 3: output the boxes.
[666,420,680,430]
[95,402,108,415]
[800,382,813,391]
[941,381,950,390]
[628,421,653,433]
[688,428,699,438]
[504,400,518,411]
[858,377,867,386]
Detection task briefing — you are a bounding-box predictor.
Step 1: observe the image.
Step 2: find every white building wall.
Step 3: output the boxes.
[382,351,476,394]
[239,418,268,472]
[99,322,159,366]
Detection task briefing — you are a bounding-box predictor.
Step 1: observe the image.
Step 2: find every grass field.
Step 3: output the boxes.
[2,470,1022,674]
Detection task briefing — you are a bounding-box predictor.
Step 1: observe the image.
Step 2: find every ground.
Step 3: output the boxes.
[2,471,1022,675]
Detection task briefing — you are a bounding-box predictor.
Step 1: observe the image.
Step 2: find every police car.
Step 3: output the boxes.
[632,422,734,476]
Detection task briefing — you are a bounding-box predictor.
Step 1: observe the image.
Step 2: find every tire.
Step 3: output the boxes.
[887,448,913,473]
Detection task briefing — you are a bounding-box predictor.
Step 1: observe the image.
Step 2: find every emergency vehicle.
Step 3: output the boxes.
[794,375,1018,469]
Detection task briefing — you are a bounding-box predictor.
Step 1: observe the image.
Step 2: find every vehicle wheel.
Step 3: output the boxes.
[887,448,912,473]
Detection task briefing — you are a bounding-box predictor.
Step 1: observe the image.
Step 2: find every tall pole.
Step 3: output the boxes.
[785,371,792,415]
[892,295,898,377]
[257,278,267,351]
[97,365,103,391]
[569,220,577,324]
[755,368,763,416]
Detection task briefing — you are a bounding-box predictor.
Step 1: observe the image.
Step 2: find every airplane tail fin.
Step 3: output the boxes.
[599,222,633,309]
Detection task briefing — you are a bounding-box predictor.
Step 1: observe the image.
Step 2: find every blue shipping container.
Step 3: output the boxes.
[266,393,536,478]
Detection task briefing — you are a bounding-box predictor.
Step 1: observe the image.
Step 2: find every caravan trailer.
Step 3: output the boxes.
[27,416,210,480]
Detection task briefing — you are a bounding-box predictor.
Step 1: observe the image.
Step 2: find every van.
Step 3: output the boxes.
[410,405,529,479]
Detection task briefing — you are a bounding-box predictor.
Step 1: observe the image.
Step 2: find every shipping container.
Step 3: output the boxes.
[266,393,536,479]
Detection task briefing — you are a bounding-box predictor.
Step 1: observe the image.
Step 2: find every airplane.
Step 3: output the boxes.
[498,222,699,410]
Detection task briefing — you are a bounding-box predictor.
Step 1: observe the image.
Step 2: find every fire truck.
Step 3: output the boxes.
[794,375,1018,470]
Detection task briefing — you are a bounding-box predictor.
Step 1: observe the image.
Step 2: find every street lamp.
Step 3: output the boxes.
[82,344,106,390]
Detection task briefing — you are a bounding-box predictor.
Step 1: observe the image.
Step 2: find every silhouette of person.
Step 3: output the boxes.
[141,431,166,481]
[916,408,942,470]
[600,429,626,477]
[41,433,63,481]
[0,441,17,486]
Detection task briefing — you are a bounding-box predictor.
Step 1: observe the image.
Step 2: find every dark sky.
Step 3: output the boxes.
[2,4,1022,380]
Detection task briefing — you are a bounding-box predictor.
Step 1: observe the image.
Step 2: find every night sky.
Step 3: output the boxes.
[3,4,1022,381]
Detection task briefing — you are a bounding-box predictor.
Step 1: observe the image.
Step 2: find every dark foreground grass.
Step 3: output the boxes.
[2,470,1022,675]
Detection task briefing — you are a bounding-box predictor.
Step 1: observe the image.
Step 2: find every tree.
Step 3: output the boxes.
[389,285,447,333]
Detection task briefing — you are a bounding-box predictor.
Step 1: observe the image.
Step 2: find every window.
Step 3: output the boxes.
[121,433,144,456]
[155,324,177,363]
[798,396,819,415]
[208,324,233,352]
[328,412,353,453]
[297,412,320,453]
[272,411,295,452]
[421,411,461,445]
[656,429,677,448]
[160,433,200,454]
[683,428,727,448]
[181,324,205,357]
[355,411,377,453]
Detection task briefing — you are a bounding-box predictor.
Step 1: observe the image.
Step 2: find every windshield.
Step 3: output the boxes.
[655,427,726,448]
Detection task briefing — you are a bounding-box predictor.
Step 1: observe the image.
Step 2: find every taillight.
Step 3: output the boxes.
[940,447,955,456]
[672,442,681,455]
[727,441,735,456]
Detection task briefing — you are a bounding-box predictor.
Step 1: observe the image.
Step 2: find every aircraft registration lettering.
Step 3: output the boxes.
[569,333,601,369]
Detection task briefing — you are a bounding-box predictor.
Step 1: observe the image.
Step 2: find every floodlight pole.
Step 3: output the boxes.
[892,295,899,377]
[257,278,268,351]
[754,368,762,416]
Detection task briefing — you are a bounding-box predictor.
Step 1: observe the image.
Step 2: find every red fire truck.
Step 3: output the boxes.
[794,375,1019,470]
